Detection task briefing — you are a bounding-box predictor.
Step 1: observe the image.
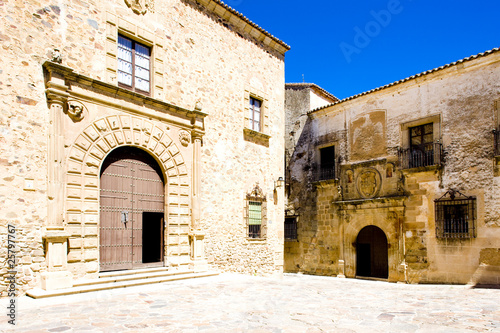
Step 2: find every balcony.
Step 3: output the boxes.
[398,142,443,169]
[313,166,336,182]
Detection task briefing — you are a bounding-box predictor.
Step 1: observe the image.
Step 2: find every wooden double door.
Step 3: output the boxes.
[99,147,165,272]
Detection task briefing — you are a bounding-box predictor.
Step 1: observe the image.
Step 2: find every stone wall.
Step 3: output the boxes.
[0,0,287,296]
[283,84,337,273]
[286,49,500,284]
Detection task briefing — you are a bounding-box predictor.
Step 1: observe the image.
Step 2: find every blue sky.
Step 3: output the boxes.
[225,0,500,100]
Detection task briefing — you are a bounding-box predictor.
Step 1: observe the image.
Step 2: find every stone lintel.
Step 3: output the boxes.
[43,61,208,127]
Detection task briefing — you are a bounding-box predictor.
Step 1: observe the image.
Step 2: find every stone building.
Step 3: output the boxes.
[285,48,500,285]
[0,0,289,296]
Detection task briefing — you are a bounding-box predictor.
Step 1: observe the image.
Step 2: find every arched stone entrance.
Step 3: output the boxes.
[356,225,388,279]
[99,146,165,271]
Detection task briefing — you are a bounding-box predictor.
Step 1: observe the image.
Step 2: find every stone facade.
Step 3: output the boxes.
[0,0,288,296]
[286,48,500,285]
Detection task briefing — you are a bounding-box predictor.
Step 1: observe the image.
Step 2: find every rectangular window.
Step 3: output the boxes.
[248,201,262,238]
[118,35,150,94]
[409,123,435,168]
[249,97,262,132]
[285,217,298,240]
[435,194,476,239]
[316,145,336,181]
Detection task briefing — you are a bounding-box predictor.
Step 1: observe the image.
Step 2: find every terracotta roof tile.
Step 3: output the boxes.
[285,83,339,102]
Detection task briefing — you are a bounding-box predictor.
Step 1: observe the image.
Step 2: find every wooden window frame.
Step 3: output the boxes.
[249,96,262,132]
[118,34,151,96]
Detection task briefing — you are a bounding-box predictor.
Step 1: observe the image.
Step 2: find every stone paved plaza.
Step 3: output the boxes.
[2,273,500,332]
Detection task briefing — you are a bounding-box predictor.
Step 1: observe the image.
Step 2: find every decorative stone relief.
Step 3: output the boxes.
[51,48,62,64]
[356,168,382,199]
[125,0,154,14]
[386,163,394,178]
[247,184,264,199]
[179,130,191,147]
[66,100,86,122]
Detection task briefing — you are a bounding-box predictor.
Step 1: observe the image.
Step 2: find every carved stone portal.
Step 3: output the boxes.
[356,168,381,199]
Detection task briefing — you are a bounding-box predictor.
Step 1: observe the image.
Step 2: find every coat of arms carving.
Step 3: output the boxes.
[356,168,381,199]
[125,0,154,15]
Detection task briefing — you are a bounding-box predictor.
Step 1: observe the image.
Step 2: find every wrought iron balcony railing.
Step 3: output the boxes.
[398,142,443,169]
[313,167,336,182]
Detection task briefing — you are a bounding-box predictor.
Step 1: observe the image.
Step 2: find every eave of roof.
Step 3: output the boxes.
[285,82,339,103]
[195,0,290,55]
[309,47,500,114]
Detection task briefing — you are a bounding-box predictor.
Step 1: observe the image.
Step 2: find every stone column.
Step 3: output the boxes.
[41,77,73,290]
[189,132,208,272]
[338,210,346,278]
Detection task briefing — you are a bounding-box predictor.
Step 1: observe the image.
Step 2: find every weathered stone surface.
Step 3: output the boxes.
[0,0,287,296]
[286,50,500,285]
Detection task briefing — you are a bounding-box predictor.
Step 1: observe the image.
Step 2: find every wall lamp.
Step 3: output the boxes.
[274,177,285,190]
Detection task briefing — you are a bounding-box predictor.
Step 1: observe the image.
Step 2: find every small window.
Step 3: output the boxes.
[246,185,267,239]
[118,35,151,94]
[285,217,298,240]
[435,190,476,239]
[249,97,262,132]
[409,123,435,167]
[248,201,262,238]
[315,145,336,181]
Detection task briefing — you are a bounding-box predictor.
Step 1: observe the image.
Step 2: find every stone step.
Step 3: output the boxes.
[74,267,188,287]
[26,270,218,299]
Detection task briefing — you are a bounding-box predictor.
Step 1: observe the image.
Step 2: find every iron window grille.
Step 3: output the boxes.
[314,146,339,181]
[284,217,298,240]
[246,185,267,239]
[249,97,262,132]
[118,35,151,94]
[494,130,500,156]
[434,189,476,239]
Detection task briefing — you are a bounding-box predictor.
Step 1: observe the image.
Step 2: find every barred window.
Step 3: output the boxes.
[248,201,262,238]
[118,35,151,94]
[435,190,476,239]
[246,185,266,239]
[285,217,298,240]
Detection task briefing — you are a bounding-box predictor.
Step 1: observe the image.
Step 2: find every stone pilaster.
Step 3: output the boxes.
[190,132,208,272]
[42,72,73,290]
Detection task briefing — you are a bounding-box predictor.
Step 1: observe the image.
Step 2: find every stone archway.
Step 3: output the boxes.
[65,115,190,274]
[356,225,388,279]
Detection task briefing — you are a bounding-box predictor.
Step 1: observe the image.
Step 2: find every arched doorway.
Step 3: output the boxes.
[99,146,165,272]
[356,226,388,279]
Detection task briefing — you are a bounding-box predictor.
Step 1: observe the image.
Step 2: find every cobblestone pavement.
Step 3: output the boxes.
[2,273,500,332]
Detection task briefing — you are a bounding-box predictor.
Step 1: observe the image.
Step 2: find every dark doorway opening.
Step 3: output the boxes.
[356,226,388,279]
[142,212,164,263]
